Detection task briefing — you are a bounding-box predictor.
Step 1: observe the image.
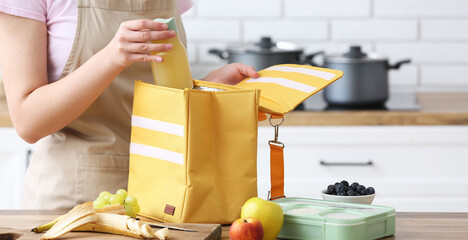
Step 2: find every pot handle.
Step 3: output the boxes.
[208,48,229,60]
[303,51,324,67]
[388,59,411,70]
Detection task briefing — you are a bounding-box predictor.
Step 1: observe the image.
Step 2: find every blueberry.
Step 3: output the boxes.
[340,180,349,187]
[337,192,347,196]
[347,190,357,196]
[327,185,336,194]
[334,182,340,187]
[357,185,366,192]
[367,187,375,195]
[336,184,346,193]
[359,189,368,195]
[351,182,359,189]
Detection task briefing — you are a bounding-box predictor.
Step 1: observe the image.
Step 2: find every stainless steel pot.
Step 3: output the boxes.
[310,46,411,107]
[209,36,307,71]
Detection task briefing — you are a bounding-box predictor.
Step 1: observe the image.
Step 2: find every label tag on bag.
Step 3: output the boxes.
[164,204,176,215]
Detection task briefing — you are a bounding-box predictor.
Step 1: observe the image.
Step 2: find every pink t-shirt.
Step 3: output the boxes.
[0,0,193,83]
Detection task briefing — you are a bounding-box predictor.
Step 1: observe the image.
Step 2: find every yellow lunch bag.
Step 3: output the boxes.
[128,64,343,224]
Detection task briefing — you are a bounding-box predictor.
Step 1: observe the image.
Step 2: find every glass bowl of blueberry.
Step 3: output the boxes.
[321,180,376,204]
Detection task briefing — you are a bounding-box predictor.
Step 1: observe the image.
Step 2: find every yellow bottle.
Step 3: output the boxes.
[151,17,193,89]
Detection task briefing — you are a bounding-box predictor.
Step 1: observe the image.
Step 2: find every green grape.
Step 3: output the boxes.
[109,194,125,205]
[102,193,112,203]
[93,198,108,209]
[133,203,140,214]
[98,191,111,199]
[124,195,138,207]
[124,202,137,218]
[116,189,128,199]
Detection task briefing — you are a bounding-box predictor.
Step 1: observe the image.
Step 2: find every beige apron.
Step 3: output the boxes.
[22,0,187,209]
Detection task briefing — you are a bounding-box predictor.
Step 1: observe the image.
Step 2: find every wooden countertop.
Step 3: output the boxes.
[0,210,221,240]
[1,93,468,127]
[222,212,468,240]
[263,93,468,126]
[1,210,468,240]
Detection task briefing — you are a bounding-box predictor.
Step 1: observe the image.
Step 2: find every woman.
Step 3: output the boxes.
[0,0,258,209]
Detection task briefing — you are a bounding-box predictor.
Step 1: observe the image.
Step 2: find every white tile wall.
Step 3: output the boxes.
[197,0,281,18]
[244,20,328,41]
[374,0,468,17]
[182,0,468,92]
[285,0,371,18]
[421,20,468,40]
[331,20,417,40]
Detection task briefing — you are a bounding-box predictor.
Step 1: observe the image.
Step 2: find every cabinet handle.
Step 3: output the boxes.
[319,160,373,166]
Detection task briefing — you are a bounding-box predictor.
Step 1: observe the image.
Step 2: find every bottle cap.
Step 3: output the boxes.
[153,17,178,34]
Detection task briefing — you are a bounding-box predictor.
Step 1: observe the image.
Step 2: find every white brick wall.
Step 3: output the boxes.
[182,0,468,92]
[285,0,371,18]
[421,20,468,40]
[374,0,468,17]
[197,0,281,18]
[332,20,417,40]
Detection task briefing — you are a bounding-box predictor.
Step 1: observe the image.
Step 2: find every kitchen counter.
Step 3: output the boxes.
[1,93,468,127]
[1,210,468,240]
[260,93,468,126]
[0,210,222,240]
[224,212,468,240]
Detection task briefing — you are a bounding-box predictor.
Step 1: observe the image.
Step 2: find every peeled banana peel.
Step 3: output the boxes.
[41,202,97,240]
[34,202,169,239]
[32,204,125,233]
[31,215,64,233]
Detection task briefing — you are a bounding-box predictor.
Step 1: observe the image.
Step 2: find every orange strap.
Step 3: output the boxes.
[269,143,285,200]
[258,112,268,121]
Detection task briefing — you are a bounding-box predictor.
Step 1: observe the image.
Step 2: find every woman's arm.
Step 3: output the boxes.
[0,13,174,143]
[203,63,259,85]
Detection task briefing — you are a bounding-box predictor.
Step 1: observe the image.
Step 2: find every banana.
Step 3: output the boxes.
[127,218,144,236]
[141,224,155,239]
[96,204,126,215]
[32,203,125,233]
[34,202,161,239]
[75,213,155,239]
[96,213,130,229]
[74,222,143,239]
[154,227,169,240]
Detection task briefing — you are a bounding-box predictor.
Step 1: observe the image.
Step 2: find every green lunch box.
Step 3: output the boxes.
[273,197,395,240]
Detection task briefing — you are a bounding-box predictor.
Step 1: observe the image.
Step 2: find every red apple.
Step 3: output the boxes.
[229,217,264,240]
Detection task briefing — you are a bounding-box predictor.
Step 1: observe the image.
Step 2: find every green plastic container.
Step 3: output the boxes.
[273,197,395,240]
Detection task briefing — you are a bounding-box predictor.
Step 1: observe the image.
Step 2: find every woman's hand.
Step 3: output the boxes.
[203,63,259,85]
[104,19,176,68]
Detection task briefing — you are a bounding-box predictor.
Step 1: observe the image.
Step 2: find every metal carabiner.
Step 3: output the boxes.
[268,116,285,148]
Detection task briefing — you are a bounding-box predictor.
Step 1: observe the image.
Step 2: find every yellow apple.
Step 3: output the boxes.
[241,197,284,240]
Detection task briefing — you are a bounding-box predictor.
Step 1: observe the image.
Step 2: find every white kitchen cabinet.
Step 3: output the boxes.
[256,126,468,212]
[0,127,33,209]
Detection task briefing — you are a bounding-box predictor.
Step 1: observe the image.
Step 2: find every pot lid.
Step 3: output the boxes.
[227,36,303,54]
[325,46,388,63]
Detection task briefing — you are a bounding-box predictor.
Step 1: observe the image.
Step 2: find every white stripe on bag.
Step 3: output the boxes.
[265,66,336,81]
[245,77,317,93]
[132,115,184,137]
[130,142,184,166]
